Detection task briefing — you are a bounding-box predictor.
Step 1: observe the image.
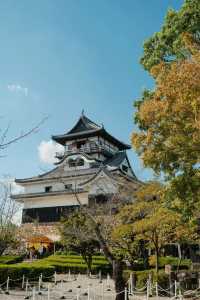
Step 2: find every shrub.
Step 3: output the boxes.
[149,256,191,270]
[124,269,170,289]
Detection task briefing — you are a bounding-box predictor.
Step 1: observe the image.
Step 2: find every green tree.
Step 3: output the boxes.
[114,183,197,274]
[60,211,99,274]
[141,0,200,71]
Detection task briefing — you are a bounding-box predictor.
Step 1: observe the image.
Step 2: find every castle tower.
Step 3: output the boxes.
[12,113,141,225]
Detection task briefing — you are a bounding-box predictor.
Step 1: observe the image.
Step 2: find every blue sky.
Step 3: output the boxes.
[0,0,183,182]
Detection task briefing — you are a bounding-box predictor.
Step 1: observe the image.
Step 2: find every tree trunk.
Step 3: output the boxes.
[82,254,92,275]
[113,260,127,300]
[155,248,159,275]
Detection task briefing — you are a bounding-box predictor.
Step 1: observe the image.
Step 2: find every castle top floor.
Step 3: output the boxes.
[52,113,131,161]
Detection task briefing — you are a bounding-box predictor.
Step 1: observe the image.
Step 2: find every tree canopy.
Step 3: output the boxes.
[133,35,200,217]
[141,0,200,71]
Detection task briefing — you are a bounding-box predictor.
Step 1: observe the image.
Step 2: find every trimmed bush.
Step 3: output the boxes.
[43,255,111,274]
[0,254,111,283]
[0,263,55,284]
[0,256,24,264]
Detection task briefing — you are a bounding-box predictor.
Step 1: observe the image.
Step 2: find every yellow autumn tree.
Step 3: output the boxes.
[132,34,200,218]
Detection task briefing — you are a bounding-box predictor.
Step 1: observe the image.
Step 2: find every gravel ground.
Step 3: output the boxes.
[0,274,179,300]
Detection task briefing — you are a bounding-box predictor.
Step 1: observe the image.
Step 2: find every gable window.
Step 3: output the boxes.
[122,165,128,173]
[76,158,84,166]
[45,186,52,193]
[68,157,84,167]
[68,158,76,167]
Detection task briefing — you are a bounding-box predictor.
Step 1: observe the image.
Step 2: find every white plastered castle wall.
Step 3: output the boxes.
[23,192,88,209]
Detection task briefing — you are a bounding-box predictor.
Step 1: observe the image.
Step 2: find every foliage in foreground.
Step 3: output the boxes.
[133,34,200,218]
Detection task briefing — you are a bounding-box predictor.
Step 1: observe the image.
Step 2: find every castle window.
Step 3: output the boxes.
[45,186,52,192]
[77,140,85,149]
[122,165,128,173]
[65,184,72,191]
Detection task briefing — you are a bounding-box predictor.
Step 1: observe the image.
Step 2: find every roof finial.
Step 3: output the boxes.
[101,123,104,128]
[81,109,85,116]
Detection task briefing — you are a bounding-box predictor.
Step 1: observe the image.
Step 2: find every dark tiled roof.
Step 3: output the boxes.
[104,151,127,167]
[52,113,131,150]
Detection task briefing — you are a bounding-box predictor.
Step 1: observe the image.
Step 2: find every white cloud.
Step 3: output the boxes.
[7,84,28,96]
[38,140,64,164]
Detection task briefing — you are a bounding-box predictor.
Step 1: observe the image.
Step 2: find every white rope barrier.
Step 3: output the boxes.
[2,272,200,300]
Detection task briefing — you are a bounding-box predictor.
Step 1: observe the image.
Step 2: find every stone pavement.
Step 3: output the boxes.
[0,274,174,300]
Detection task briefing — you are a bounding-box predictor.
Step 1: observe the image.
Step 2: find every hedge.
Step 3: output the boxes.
[0,263,55,284]
[0,255,111,284]
[0,256,24,265]
[43,255,111,274]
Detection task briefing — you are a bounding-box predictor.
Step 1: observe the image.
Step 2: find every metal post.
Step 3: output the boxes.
[40,273,43,283]
[102,282,104,300]
[6,276,9,294]
[124,287,127,300]
[22,274,25,289]
[68,269,71,281]
[130,273,134,294]
[178,286,183,300]
[25,279,29,298]
[54,271,57,285]
[146,279,149,300]
[99,270,101,281]
[128,279,131,295]
[155,282,158,298]
[38,276,42,295]
[148,274,152,296]
[32,287,36,300]
[175,280,177,298]
[88,286,90,300]
[48,284,50,300]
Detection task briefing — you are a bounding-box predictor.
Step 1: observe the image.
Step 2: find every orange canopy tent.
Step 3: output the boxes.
[27,235,53,249]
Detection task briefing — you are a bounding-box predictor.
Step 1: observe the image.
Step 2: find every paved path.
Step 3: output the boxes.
[0,274,177,300]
